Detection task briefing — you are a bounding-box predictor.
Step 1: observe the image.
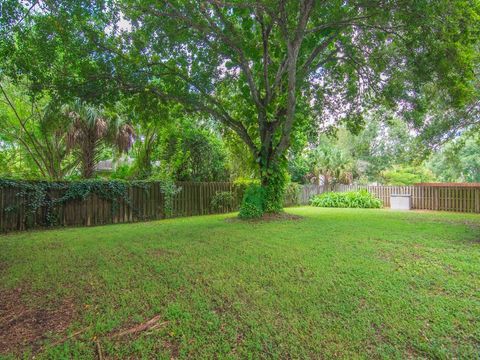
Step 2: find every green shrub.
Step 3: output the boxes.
[238,184,265,219]
[233,178,260,210]
[110,164,134,179]
[233,178,259,195]
[310,189,382,209]
[210,191,235,212]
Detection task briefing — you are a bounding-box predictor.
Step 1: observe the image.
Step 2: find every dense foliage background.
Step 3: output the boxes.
[0,0,478,214]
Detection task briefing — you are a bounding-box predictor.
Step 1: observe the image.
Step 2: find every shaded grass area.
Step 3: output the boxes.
[0,208,479,359]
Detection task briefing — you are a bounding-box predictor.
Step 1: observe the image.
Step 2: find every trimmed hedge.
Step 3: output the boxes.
[310,189,382,208]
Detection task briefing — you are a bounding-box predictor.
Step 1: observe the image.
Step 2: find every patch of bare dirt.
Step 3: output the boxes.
[260,212,303,221]
[364,321,390,355]
[160,339,180,359]
[0,286,76,355]
[371,322,387,343]
[226,212,303,223]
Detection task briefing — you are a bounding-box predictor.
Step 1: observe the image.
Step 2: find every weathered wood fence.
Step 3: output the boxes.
[300,184,480,213]
[298,184,327,205]
[0,182,240,232]
[1,181,479,232]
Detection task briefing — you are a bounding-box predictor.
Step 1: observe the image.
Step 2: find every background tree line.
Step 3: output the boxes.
[1,78,477,186]
[0,0,478,215]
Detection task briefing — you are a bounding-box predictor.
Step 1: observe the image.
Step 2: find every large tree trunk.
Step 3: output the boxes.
[250,35,303,215]
[257,152,287,214]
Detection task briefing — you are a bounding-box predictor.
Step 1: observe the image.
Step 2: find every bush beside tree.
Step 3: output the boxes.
[238,184,266,219]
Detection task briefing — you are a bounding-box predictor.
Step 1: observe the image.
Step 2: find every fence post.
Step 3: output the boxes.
[476,188,480,213]
[199,183,204,215]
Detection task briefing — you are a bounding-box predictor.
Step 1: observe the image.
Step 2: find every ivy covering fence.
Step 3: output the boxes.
[0,180,242,232]
[1,180,479,232]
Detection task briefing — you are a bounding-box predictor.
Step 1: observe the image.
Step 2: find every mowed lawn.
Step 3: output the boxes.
[0,208,479,359]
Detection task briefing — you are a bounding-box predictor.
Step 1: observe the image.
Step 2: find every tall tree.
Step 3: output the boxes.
[428,132,480,182]
[2,0,479,212]
[62,100,135,178]
[119,0,480,211]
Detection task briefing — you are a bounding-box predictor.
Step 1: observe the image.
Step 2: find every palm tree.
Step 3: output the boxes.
[62,100,135,178]
[309,145,353,190]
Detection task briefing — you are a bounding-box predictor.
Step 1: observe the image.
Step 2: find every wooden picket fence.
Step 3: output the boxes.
[298,184,327,205]
[1,181,479,232]
[300,184,480,213]
[0,181,240,232]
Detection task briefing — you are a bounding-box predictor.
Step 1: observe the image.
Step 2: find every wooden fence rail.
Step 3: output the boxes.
[299,184,480,213]
[0,182,239,233]
[1,181,479,232]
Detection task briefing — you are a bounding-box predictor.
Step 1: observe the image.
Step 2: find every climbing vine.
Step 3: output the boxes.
[0,179,55,224]
[210,191,235,212]
[54,180,135,221]
[158,179,182,218]
[0,179,178,227]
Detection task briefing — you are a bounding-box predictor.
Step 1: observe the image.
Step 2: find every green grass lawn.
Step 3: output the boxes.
[1,207,479,359]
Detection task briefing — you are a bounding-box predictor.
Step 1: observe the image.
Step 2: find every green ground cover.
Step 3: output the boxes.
[0,207,479,359]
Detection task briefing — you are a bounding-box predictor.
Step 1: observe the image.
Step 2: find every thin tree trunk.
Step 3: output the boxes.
[82,137,97,178]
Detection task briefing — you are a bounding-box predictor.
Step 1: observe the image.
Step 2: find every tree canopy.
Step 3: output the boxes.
[1,0,479,213]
